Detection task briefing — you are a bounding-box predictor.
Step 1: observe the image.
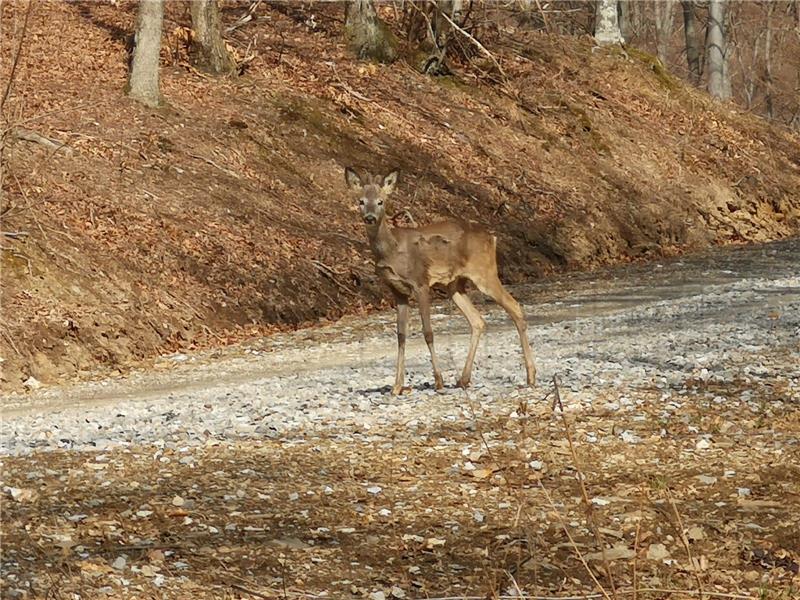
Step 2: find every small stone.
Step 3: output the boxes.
[23,376,42,390]
[369,591,386,600]
[112,556,127,571]
[171,495,185,507]
[390,586,406,599]
[695,438,711,450]
[696,475,717,485]
[366,485,382,495]
[620,430,641,444]
[67,514,88,522]
[686,526,705,541]
[647,543,670,561]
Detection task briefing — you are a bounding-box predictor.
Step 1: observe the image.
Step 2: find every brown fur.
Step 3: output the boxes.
[345,167,536,393]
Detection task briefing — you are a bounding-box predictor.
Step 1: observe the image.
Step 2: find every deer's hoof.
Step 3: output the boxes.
[456,377,471,389]
[391,385,412,396]
[434,376,444,391]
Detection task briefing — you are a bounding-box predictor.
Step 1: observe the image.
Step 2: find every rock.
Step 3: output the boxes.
[647,543,670,561]
[696,475,717,485]
[23,376,42,390]
[112,556,127,571]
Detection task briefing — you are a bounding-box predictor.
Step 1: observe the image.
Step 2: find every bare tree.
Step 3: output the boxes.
[345,0,398,62]
[654,0,676,66]
[595,0,624,45]
[190,0,235,75]
[763,1,775,118]
[681,0,702,84]
[706,0,731,100]
[127,0,163,107]
[618,0,633,41]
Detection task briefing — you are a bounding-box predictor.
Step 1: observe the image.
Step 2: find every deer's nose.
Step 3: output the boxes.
[364,214,377,224]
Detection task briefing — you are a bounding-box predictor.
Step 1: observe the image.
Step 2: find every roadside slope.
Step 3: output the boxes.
[2,1,799,390]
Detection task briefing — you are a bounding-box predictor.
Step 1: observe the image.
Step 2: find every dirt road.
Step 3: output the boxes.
[3,238,798,455]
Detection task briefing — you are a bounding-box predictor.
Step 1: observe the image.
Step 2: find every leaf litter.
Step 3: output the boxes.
[1,374,798,599]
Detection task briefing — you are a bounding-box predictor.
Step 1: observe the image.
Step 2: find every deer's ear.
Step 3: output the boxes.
[382,170,398,195]
[344,167,362,191]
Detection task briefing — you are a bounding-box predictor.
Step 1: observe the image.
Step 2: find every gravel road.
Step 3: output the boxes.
[2,239,798,456]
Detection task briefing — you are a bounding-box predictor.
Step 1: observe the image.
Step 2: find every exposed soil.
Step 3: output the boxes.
[1,1,799,391]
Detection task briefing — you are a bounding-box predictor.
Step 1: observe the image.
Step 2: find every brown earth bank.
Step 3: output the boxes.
[1,1,799,392]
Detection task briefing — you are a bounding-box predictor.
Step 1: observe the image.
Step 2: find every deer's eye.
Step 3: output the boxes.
[377,200,383,206]
[359,198,366,206]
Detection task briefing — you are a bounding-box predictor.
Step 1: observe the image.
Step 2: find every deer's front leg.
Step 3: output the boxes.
[417,288,444,391]
[392,300,409,396]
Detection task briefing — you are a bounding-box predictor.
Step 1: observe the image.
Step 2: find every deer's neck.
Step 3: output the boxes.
[366,218,398,263]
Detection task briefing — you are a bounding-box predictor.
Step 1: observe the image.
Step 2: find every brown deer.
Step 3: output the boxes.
[345,167,536,394]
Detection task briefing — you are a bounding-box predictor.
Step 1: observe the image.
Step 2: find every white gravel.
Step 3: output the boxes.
[2,239,798,456]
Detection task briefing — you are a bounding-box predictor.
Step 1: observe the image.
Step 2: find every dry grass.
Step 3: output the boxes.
[2,377,798,599]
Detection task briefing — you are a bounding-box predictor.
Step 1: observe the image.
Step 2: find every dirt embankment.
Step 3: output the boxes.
[2,1,799,391]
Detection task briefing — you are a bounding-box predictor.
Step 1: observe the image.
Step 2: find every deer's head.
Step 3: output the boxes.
[345,167,398,226]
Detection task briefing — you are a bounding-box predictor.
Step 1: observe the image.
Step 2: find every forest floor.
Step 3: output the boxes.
[2,239,798,599]
[2,1,800,391]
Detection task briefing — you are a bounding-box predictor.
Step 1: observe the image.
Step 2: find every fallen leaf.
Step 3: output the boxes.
[585,544,634,561]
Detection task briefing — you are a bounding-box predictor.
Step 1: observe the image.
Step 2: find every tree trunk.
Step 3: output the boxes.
[594,0,624,45]
[127,0,163,107]
[706,0,730,100]
[345,0,398,63]
[190,0,235,75]
[618,0,632,42]
[764,2,775,119]
[681,0,701,84]
[653,0,675,66]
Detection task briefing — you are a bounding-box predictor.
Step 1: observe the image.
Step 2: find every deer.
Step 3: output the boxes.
[345,167,537,395]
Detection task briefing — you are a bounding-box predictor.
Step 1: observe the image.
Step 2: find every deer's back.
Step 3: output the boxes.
[395,220,497,287]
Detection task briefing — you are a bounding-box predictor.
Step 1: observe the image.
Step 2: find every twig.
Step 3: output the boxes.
[2,231,29,239]
[225,0,262,33]
[1,0,33,113]
[666,487,706,599]
[11,127,73,155]
[1,245,32,275]
[187,153,240,179]
[0,325,21,356]
[537,479,613,600]
[231,583,273,599]
[331,81,373,103]
[631,488,645,600]
[552,375,619,600]
[432,1,508,80]
[421,592,755,600]
[533,0,552,33]
[462,386,611,600]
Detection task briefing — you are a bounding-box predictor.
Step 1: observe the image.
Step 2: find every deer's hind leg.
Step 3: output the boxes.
[474,275,536,386]
[450,288,485,388]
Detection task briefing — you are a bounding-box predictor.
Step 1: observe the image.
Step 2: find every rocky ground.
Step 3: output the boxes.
[1,239,799,599]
